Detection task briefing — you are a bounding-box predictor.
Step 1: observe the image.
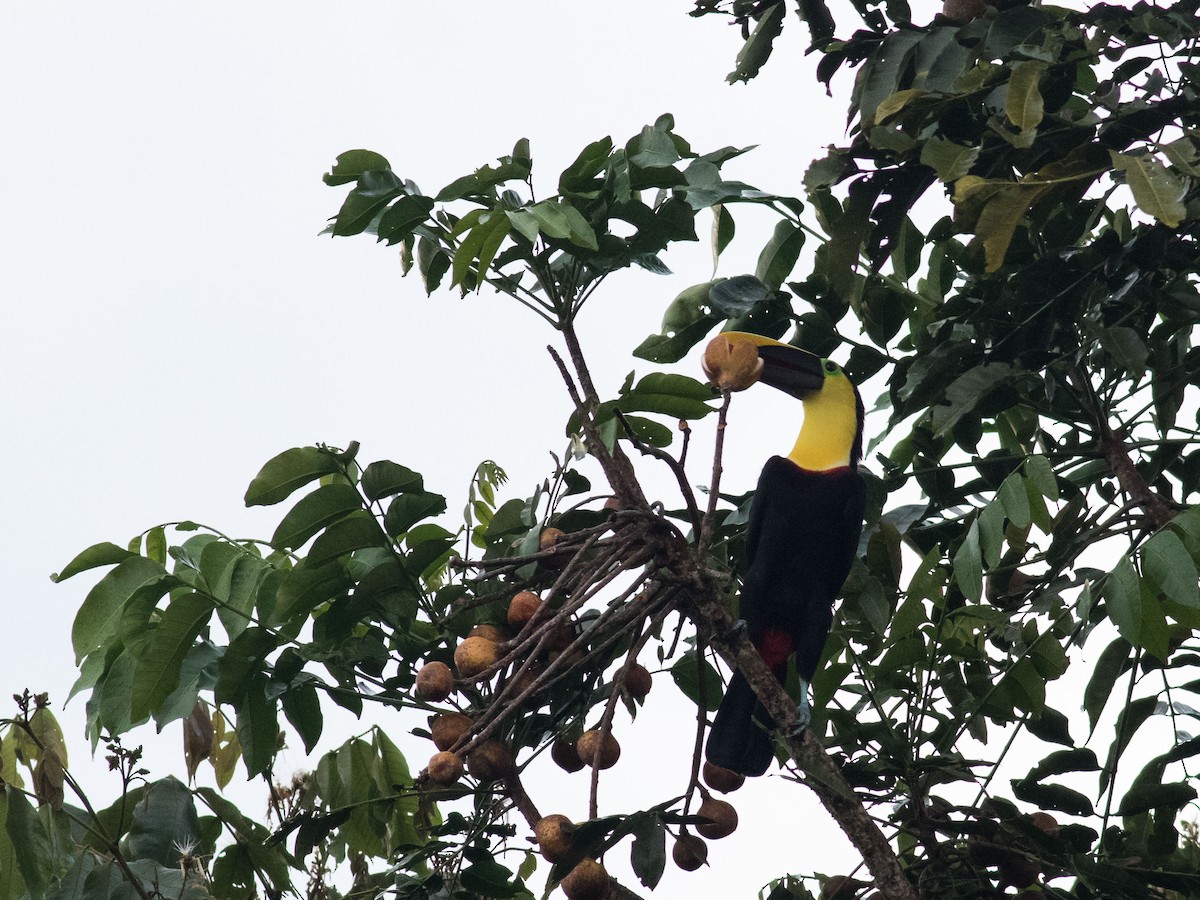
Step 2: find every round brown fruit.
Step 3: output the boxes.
[560,858,609,900]
[672,834,707,871]
[469,623,508,642]
[702,761,745,794]
[545,620,576,652]
[427,751,463,784]
[576,730,620,769]
[539,527,573,569]
[430,712,473,751]
[508,591,543,631]
[702,334,763,392]
[624,664,652,701]
[943,0,987,21]
[454,636,499,678]
[696,797,738,839]
[551,736,585,773]
[535,814,574,863]
[415,661,454,702]
[1030,811,1059,837]
[466,740,515,781]
[997,852,1041,889]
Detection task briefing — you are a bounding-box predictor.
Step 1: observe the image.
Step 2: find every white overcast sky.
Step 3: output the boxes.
[0,3,934,895]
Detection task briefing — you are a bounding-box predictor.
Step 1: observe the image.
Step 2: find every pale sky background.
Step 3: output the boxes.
[0,3,950,896]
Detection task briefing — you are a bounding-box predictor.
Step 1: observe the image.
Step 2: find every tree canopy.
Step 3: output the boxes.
[6,2,1200,899]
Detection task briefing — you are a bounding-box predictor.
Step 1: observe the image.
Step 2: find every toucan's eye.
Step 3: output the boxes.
[824,361,838,373]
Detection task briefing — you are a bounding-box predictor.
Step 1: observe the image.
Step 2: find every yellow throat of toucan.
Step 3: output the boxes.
[706,331,863,472]
[787,371,859,471]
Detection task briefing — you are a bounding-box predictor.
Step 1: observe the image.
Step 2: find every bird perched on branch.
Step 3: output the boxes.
[702,332,866,777]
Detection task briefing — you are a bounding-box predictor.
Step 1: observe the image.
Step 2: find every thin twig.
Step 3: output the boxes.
[613,409,703,534]
[698,390,734,554]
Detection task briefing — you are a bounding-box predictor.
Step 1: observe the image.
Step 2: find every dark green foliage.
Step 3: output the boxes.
[30,6,1200,898]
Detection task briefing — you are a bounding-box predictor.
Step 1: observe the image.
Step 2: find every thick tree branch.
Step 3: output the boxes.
[676,570,919,900]
[549,306,915,898]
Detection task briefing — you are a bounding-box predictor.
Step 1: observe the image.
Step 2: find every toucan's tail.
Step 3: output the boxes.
[705,670,775,777]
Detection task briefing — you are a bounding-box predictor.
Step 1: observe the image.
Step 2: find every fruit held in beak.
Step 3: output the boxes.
[703,334,763,392]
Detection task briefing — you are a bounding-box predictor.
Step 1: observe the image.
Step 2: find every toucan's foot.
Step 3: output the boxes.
[727,618,748,640]
[788,680,812,737]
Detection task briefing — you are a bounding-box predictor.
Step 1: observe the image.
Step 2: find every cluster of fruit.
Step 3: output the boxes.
[409,576,747,897]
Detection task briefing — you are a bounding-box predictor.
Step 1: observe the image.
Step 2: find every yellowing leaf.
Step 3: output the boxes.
[1109,151,1187,227]
[875,89,927,125]
[1006,61,1046,133]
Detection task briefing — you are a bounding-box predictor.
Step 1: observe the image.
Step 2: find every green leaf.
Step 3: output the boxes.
[616,415,675,448]
[145,526,168,565]
[1099,326,1149,375]
[307,510,389,567]
[755,220,804,290]
[404,524,456,578]
[3,788,53,900]
[1102,695,1158,793]
[559,136,614,196]
[952,519,983,603]
[632,316,720,364]
[606,373,715,424]
[709,275,770,316]
[1024,748,1100,783]
[997,472,1031,530]
[1103,558,1142,646]
[274,562,351,625]
[931,363,1018,436]
[1117,781,1198,816]
[1141,530,1199,608]
[125,777,201,867]
[282,683,324,754]
[0,794,26,900]
[1024,454,1059,501]
[1109,151,1187,227]
[1011,779,1093,816]
[712,205,735,266]
[218,556,268,640]
[323,150,392,186]
[376,195,435,245]
[417,235,451,294]
[452,211,511,290]
[330,170,403,236]
[131,593,215,722]
[52,542,135,583]
[630,816,666,889]
[155,640,222,730]
[727,2,785,84]
[234,675,279,778]
[527,200,574,241]
[952,176,1051,272]
[1005,61,1046,132]
[670,651,722,712]
[1026,707,1074,747]
[627,122,680,169]
[71,556,173,662]
[272,482,364,554]
[214,627,276,707]
[919,138,979,183]
[245,447,342,507]
[361,460,424,502]
[384,491,448,537]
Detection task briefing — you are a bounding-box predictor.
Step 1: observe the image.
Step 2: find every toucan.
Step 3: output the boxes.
[702,332,866,777]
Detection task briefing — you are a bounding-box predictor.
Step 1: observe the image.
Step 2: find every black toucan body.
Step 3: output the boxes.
[703,334,866,777]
